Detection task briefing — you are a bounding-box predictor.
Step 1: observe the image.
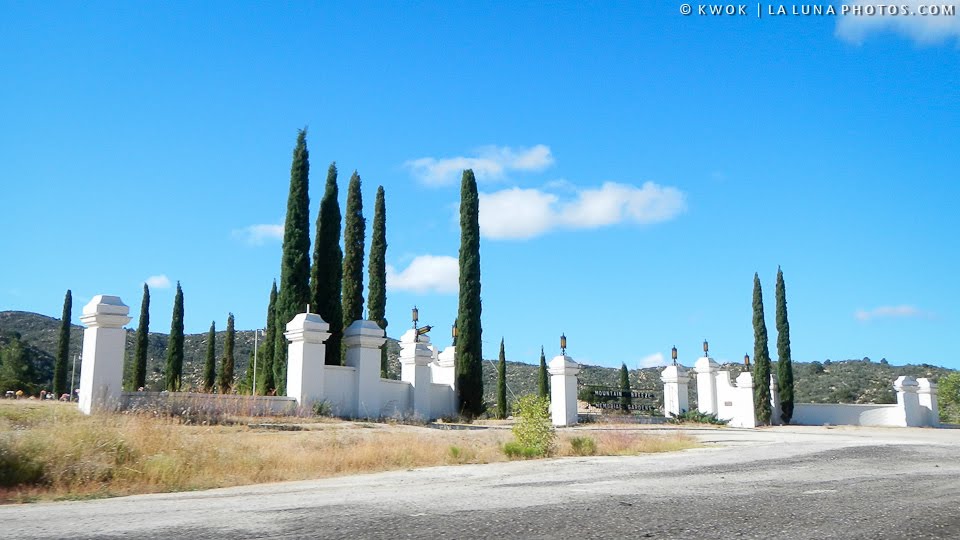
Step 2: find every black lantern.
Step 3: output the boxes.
[560,333,567,355]
[744,353,751,367]
[671,345,678,366]
[411,306,419,326]
[703,339,709,357]
[451,322,457,346]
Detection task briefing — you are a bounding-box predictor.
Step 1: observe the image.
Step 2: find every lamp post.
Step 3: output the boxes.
[252,329,261,395]
[703,339,709,358]
[560,333,567,356]
[70,354,78,401]
[451,321,457,347]
[744,353,751,368]
[412,306,431,342]
[671,345,678,366]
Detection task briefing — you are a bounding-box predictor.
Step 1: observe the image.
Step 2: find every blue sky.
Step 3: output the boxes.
[2,1,958,370]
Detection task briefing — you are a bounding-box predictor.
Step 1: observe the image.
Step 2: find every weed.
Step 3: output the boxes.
[569,436,597,456]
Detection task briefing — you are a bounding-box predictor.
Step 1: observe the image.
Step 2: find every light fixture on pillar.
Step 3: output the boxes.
[671,345,678,366]
[744,353,751,368]
[560,333,567,356]
[412,306,419,327]
[411,305,431,343]
[451,321,457,347]
[703,339,709,358]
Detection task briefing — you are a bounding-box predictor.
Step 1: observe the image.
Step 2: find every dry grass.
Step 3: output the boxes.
[0,401,696,503]
[556,429,698,456]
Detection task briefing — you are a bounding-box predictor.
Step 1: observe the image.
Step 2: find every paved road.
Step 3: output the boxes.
[3,426,960,539]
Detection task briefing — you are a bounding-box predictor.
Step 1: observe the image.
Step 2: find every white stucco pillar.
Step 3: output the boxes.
[344,320,386,418]
[917,378,940,428]
[285,313,330,408]
[78,295,132,415]
[735,371,757,428]
[695,357,719,415]
[549,354,580,426]
[660,364,689,417]
[434,346,456,388]
[400,329,433,419]
[769,374,782,426]
[894,376,923,427]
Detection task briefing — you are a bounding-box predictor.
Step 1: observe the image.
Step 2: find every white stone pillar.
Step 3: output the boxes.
[344,320,386,418]
[434,346,456,388]
[660,365,689,417]
[285,313,330,408]
[734,372,757,428]
[399,329,434,419]
[769,374,782,426]
[78,295,132,415]
[694,357,719,416]
[894,376,923,427]
[917,378,940,428]
[549,354,580,426]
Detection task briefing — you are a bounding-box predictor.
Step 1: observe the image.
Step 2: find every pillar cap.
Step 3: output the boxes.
[548,355,579,376]
[343,320,386,347]
[400,328,430,345]
[660,364,689,383]
[285,313,331,344]
[735,371,754,389]
[80,295,131,328]
[694,357,719,373]
[894,375,919,393]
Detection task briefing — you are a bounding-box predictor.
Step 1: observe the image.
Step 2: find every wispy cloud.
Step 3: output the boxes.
[479,181,686,240]
[233,223,284,245]
[405,145,554,186]
[386,255,459,294]
[855,305,933,321]
[639,352,667,368]
[836,1,960,44]
[145,275,171,289]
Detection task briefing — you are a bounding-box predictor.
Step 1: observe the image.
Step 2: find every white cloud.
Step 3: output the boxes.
[233,223,284,245]
[145,275,171,289]
[854,305,932,321]
[639,352,667,368]
[479,181,686,240]
[386,255,459,294]
[836,1,960,44]
[405,144,554,186]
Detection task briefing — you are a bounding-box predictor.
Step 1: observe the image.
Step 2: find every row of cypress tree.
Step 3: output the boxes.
[751,267,794,425]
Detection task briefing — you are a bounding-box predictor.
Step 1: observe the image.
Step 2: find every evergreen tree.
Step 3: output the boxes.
[341,171,366,333]
[619,363,632,412]
[455,169,484,416]
[203,321,216,392]
[0,336,35,393]
[133,284,150,390]
[219,313,235,393]
[258,280,278,395]
[165,281,185,392]
[752,273,772,425]
[538,346,549,399]
[273,129,312,394]
[776,266,795,424]
[311,162,344,366]
[497,338,507,419]
[53,289,72,397]
[368,185,388,378]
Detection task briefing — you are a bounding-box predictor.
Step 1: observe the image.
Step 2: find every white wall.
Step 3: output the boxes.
[379,379,411,418]
[430,383,456,419]
[792,403,902,427]
[323,366,358,417]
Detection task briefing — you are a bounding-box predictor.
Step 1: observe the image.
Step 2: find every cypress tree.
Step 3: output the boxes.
[455,169,484,416]
[497,338,507,419]
[341,171,366,333]
[203,321,216,392]
[53,289,72,397]
[311,162,344,366]
[273,129,312,394]
[538,346,549,399]
[258,280,278,395]
[619,363,632,412]
[219,313,235,393]
[368,186,388,378]
[752,273,772,425]
[165,281,185,392]
[776,266,795,424]
[133,284,150,390]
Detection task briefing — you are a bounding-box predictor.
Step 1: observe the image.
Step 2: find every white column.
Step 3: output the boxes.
[78,295,132,414]
[285,313,330,408]
[434,346,456,388]
[769,374,782,426]
[734,372,757,428]
[549,354,580,426]
[660,365,689,417]
[894,376,923,427]
[917,378,940,428]
[344,320,386,418]
[399,329,433,419]
[694,357,719,415]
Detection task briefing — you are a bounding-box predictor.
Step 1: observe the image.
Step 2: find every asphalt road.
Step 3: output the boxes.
[3,425,960,539]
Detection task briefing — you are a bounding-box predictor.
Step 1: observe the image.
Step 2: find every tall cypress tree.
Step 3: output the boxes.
[455,169,484,416]
[752,273,772,425]
[311,162,344,366]
[368,185,388,378]
[538,346,549,399]
[165,281,185,392]
[273,129,312,394]
[53,289,72,397]
[497,338,507,419]
[776,266,794,424]
[341,171,366,333]
[133,284,150,390]
[203,321,216,392]
[219,313,235,394]
[258,280,278,395]
[619,363,632,412]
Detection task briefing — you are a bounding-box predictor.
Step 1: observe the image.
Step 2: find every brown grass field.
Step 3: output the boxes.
[0,400,697,503]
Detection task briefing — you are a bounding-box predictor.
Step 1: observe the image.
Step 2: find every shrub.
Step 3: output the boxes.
[502,441,541,459]
[569,436,597,456]
[505,395,555,458]
[667,409,730,426]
